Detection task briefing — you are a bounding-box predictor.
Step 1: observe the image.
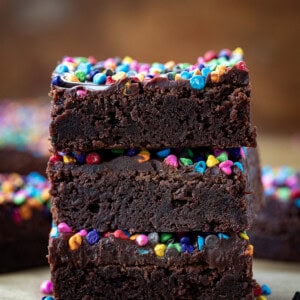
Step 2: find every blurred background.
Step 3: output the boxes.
[0,0,299,166]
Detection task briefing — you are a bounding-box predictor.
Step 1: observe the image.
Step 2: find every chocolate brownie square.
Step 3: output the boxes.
[48,227,254,299]
[48,147,262,233]
[49,50,256,152]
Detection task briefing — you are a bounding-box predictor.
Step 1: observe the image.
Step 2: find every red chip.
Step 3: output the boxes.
[254,285,262,297]
[203,50,218,62]
[106,76,116,85]
[49,154,62,163]
[86,153,101,164]
[291,189,300,200]
[236,61,248,71]
[113,229,129,239]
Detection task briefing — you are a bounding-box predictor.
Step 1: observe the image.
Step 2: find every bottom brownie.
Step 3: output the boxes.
[0,172,52,272]
[49,225,254,299]
[250,166,300,261]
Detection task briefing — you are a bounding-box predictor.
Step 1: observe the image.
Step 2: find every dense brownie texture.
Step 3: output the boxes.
[250,200,300,261]
[0,205,51,273]
[48,148,262,233]
[49,232,254,299]
[0,148,48,175]
[50,68,256,152]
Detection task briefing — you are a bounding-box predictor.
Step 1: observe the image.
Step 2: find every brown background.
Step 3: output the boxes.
[0,0,299,134]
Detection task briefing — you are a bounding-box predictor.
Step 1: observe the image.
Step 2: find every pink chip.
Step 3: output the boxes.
[219,160,233,175]
[79,229,88,237]
[136,234,149,246]
[130,60,139,71]
[164,155,178,168]
[76,89,87,97]
[63,56,74,63]
[40,280,53,294]
[58,222,72,233]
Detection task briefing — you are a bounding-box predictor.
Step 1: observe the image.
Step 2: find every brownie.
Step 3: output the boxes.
[49,53,256,153]
[48,229,254,299]
[0,207,51,273]
[0,148,48,176]
[0,172,52,273]
[0,99,50,175]
[250,166,300,261]
[48,147,262,233]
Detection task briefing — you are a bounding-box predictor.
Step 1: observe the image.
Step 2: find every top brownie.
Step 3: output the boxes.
[49,48,256,152]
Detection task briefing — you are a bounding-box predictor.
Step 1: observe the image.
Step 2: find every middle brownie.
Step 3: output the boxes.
[48,147,262,232]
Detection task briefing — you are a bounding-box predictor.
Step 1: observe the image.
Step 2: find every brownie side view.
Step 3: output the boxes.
[0,148,48,175]
[250,200,300,261]
[0,172,52,273]
[250,166,300,261]
[0,206,51,273]
[48,148,262,233]
[48,231,254,299]
[50,73,256,152]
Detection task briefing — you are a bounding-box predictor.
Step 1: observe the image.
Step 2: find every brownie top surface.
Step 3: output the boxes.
[262,166,300,205]
[50,222,252,269]
[0,172,51,221]
[51,47,248,92]
[0,100,50,157]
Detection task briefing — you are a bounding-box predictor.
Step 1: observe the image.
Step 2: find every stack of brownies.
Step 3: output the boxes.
[48,48,263,299]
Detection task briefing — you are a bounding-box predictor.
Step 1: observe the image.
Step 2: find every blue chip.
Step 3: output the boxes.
[93,73,107,85]
[86,229,100,245]
[218,233,230,240]
[295,198,300,208]
[197,235,205,251]
[234,162,244,172]
[138,249,150,255]
[201,67,211,77]
[180,71,192,80]
[116,64,130,73]
[55,64,69,74]
[51,75,62,86]
[156,148,171,158]
[194,161,206,174]
[261,284,272,295]
[77,62,92,74]
[180,236,191,245]
[190,75,205,90]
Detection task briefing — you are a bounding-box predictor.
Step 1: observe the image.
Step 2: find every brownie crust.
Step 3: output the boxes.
[48,148,262,233]
[49,233,254,299]
[50,68,256,152]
